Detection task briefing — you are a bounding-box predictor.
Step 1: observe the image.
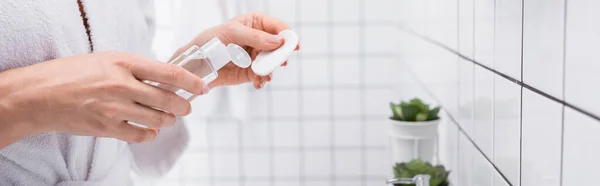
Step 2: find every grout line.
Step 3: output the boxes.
[559,0,568,185]
[396,25,600,123]
[401,55,514,186]
[327,0,336,185]
[206,118,215,186]
[492,0,497,166]
[359,0,367,185]
[519,0,525,185]
[295,0,305,185]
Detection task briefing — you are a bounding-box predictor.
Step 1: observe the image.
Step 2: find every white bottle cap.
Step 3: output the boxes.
[251,30,299,76]
[201,38,251,70]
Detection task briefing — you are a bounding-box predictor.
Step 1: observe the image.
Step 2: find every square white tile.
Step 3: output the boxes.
[301,90,332,117]
[301,58,330,86]
[494,171,510,186]
[303,181,331,186]
[186,118,208,149]
[244,182,271,186]
[365,89,393,116]
[332,58,360,85]
[332,0,360,23]
[272,121,300,147]
[563,107,600,186]
[365,150,392,177]
[365,26,397,54]
[458,60,474,136]
[332,26,360,55]
[564,0,600,116]
[299,27,329,55]
[473,66,494,158]
[302,121,332,147]
[268,0,296,23]
[365,0,395,22]
[248,90,269,119]
[243,152,271,177]
[473,0,495,67]
[521,89,562,186]
[365,57,404,86]
[332,89,361,117]
[271,55,300,87]
[212,153,240,178]
[334,181,362,186]
[271,90,300,118]
[299,0,329,23]
[494,0,522,80]
[365,119,388,147]
[438,119,459,184]
[242,121,270,148]
[522,0,565,99]
[208,121,239,148]
[334,120,362,147]
[181,180,209,186]
[493,76,521,185]
[303,151,332,177]
[472,149,494,186]
[273,151,300,177]
[458,0,475,58]
[458,133,474,186]
[334,150,362,176]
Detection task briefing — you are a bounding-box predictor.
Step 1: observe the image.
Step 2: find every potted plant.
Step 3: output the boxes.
[391,159,451,186]
[388,98,441,163]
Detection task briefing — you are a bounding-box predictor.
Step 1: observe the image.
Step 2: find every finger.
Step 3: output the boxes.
[121,103,177,129]
[255,12,292,34]
[128,81,192,116]
[253,76,262,89]
[121,56,208,95]
[281,61,288,67]
[232,24,284,51]
[295,44,301,51]
[114,121,158,143]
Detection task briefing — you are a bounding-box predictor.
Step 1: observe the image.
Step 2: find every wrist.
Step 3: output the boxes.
[0,97,37,148]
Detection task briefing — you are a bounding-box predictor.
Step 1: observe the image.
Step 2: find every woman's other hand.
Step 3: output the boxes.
[0,51,208,148]
[176,12,300,89]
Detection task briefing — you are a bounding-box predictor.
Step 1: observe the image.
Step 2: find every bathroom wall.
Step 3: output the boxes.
[141,0,415,186]
[398,0,600,185]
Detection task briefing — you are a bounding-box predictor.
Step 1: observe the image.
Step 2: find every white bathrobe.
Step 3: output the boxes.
[0,0,189,185]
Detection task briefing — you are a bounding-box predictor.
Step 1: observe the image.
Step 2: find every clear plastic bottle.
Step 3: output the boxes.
[152,37,251,101]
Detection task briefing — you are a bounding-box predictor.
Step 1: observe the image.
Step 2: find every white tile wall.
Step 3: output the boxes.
[473,0,495,67]
[522,0,565,99]
[396,0,600,186]
[563,108,600,186]
[493,77,521,185]
[473,66,494,158]
[494,0,522,80]
[148,0,600,185]
[564,0,600,116]
[521,89,562,186]
[458,0,475,58]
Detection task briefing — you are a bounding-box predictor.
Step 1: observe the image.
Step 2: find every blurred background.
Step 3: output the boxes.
[135,0,600,185]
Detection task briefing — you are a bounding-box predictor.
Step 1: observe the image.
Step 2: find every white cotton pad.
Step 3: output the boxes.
[251,30,299,76]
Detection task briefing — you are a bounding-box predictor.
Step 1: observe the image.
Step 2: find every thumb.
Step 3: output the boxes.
[230,24,284,51]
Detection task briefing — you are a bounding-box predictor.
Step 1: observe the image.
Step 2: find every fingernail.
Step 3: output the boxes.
[260,82,266,87]
[267,35,283,44]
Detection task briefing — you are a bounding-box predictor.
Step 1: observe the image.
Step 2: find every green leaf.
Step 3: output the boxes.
[409,98,423,105]
[416,113,428,121]
[390,102,402,119]
[427,107,441,121]
[400,105,419,121]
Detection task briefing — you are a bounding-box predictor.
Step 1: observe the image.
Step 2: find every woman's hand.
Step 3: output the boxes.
[0,51,209,148]
[175,12,300,89]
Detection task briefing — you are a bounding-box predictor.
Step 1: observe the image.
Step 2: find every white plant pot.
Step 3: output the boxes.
[388,119,440,163]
